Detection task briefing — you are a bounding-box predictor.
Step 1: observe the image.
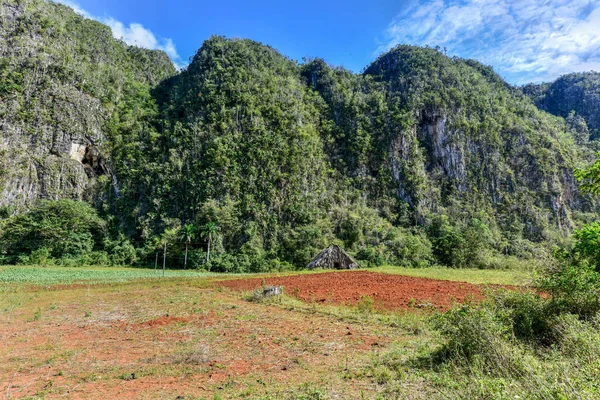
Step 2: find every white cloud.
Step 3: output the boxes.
[378,0,600,84]
[53,0,185,69]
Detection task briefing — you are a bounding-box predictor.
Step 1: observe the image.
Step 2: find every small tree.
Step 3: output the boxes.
[200,222,220,264]
[180,223,195,269]
[157,224,179,273]
[575,153,600,196]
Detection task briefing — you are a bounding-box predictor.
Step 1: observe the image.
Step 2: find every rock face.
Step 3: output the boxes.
[0,0,175,210]
[301,47,598,239]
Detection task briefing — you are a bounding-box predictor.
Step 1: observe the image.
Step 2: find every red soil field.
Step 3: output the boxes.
[217,270,488,311]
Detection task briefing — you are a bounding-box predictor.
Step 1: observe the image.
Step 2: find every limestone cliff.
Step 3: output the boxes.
[0,0,175,210]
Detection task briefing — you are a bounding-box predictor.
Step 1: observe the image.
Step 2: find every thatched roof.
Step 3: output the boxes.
[306,245,360,270]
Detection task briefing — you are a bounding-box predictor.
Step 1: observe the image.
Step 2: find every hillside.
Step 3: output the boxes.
[0,0,175,210]
[1,0,599,269]
[523,72,600,141]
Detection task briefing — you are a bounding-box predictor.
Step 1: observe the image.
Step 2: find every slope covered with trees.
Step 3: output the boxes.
[0,0,175,210]
[1,0,599,270]
[523,72,600,141]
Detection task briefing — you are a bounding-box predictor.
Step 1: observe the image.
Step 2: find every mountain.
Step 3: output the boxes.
[1,0,599,269]
[0,0,175,210]
[523,72,600,141]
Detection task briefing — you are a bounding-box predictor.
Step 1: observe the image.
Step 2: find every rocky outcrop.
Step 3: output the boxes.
[0,0,174,210]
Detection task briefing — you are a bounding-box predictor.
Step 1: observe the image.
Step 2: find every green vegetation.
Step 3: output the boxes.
[524,72,600,140]
[0,0,599,274]
[372,265,532,285]
[0,200,106,264]
[0,265,214,285]
[363,254,600,398]
[2,2,600,398]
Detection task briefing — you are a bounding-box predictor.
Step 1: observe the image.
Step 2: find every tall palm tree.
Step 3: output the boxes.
[200,222,220,264]
[180,223,195,269]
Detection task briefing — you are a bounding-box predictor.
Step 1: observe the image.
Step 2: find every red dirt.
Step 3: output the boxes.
[137,315,191,327]
[217,270,486,311]
[1,284,396,399]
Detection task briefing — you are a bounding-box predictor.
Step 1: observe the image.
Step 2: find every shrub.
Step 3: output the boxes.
[573,222,600,270]
[432,303,528,376]
[355,246,387,267]
[206,253,242,273]
[552,313,600,362]
[386,228,433,268]
[187,248,207,269]
[490,290,550,342]
[427,216,495,268]
[104,235,137,265]
[539,261,600,318]
[28,247,52,266]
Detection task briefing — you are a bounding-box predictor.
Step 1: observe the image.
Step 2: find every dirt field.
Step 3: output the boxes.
[218,270,486,311]
[0,270,506,399]
[1,279,411,399]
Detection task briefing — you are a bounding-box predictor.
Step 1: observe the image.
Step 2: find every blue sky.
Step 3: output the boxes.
[56,0,600,85]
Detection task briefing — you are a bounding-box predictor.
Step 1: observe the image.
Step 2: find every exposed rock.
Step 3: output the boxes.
[0,0,175,211]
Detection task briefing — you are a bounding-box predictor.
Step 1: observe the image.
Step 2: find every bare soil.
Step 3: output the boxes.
[0,280,401,399]
[218,270,486,311]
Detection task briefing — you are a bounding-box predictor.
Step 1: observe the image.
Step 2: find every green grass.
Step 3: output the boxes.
[0,264,534,287]
[0,265,216,286]
[371,265,534,286]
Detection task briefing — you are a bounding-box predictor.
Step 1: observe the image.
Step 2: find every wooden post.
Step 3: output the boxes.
[155,252,158,270]
[163,243,167,277]
[184,243,188,269]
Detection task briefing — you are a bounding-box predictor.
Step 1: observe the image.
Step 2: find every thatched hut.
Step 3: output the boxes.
[306,245,360,270]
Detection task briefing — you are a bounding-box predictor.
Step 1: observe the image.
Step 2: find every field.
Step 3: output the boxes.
[218,271,491,311]
[1,266,529,399]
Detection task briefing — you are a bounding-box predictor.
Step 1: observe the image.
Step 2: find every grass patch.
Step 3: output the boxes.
[372,265,533,286]
[0,265,217,286]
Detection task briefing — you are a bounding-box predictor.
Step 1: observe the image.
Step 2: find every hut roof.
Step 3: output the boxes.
[306,245,360,270]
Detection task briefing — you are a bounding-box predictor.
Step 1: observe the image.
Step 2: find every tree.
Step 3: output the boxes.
[180,223,195,269]
[158,225,180,273]
[0,200,106,261]
[575,154,600,196]
[200,222,220,264]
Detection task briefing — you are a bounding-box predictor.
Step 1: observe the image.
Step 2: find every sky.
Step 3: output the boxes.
[55,0,600,85]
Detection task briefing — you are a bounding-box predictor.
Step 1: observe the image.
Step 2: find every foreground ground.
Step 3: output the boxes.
[0,267,530,399]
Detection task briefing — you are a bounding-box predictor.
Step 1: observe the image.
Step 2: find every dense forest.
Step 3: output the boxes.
[523,72,600,141]
[1,0,600,271]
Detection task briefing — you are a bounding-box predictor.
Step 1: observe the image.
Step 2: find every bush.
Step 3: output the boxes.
[573,222,600,270]
[84,251,111,266]
[539,261,600,318]
[355,246,387,267]
[207,253,242,273]
[104,235,137,265]
[187,248,207,269]
[433,303,528,376]
[432,257,600,376]
[427,216,493,268]
[490,290,550,342]
[28,247,52,266]
[552,313,600,362]
[386,228,433,268]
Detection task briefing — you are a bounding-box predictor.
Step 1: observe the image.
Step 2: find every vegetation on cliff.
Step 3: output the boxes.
[523,72,600,141]
[1,0,600,271]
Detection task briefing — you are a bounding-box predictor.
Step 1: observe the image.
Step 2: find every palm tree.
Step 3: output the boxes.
[200,222,220,264]
[180,223,195,269]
